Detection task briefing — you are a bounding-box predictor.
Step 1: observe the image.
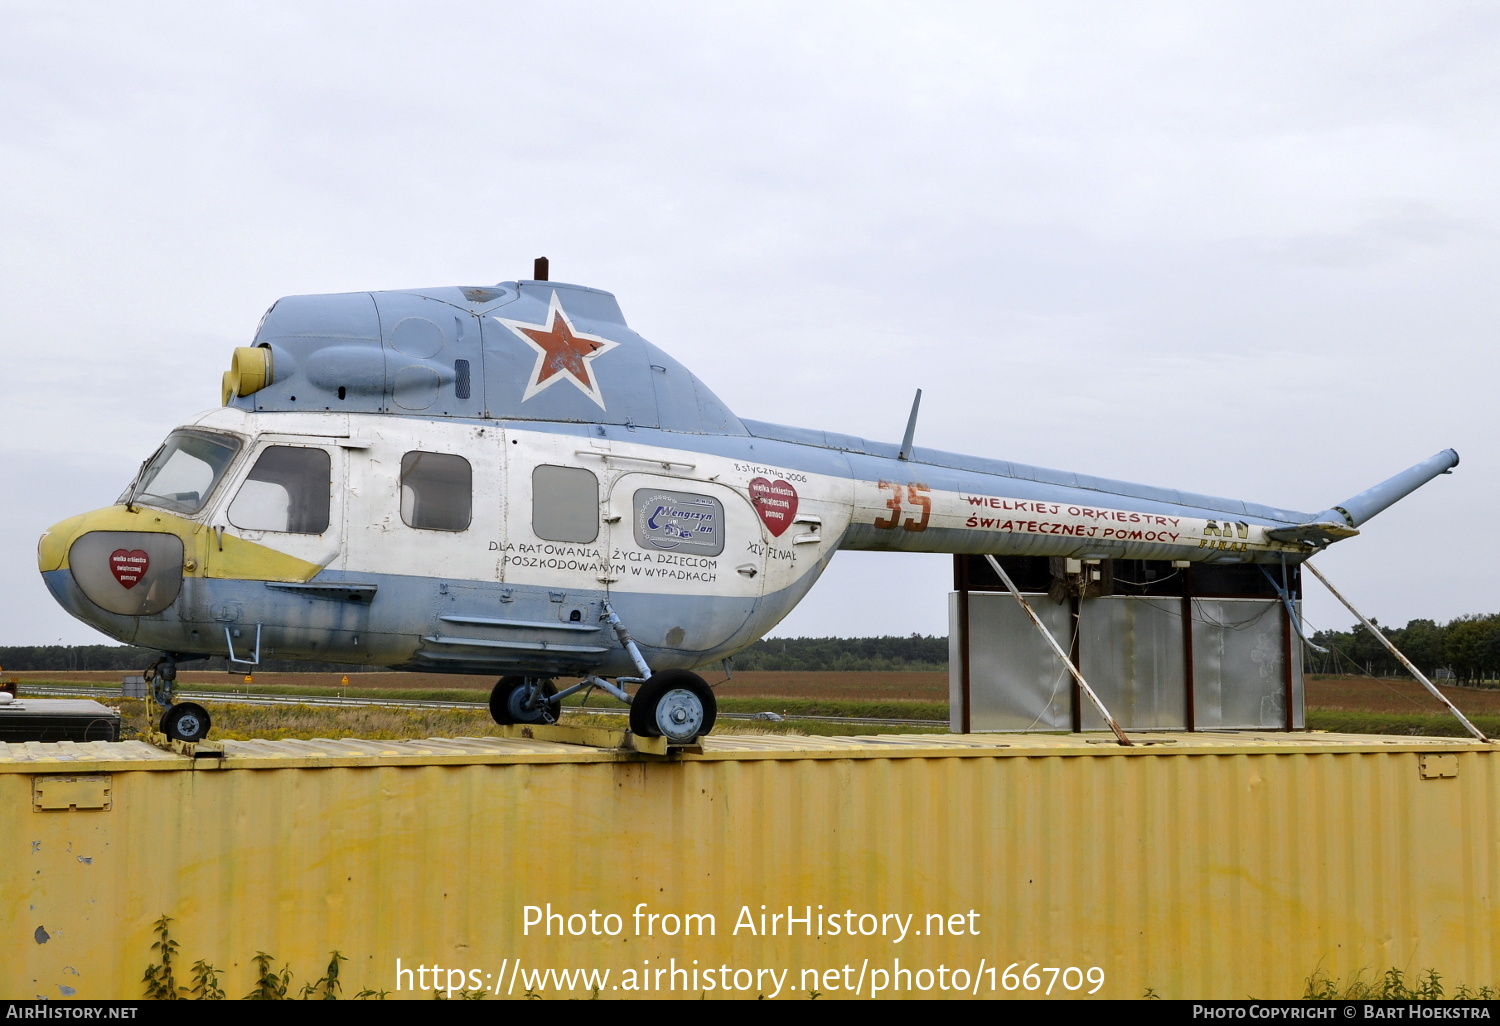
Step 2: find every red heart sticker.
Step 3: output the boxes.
[109,549,150,589]
[748,478,799,537]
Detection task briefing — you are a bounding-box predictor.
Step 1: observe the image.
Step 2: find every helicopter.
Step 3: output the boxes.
[37,259,1458,743]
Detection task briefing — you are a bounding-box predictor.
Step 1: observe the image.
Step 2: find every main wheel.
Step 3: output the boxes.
[629,670,716,742]
[488,676,560,725]
[161,702,211,742]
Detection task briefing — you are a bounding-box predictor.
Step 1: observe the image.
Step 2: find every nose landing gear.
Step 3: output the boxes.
[144,654,213,742]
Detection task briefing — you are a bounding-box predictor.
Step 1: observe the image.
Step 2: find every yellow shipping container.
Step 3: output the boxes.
[4,730,1497,1000]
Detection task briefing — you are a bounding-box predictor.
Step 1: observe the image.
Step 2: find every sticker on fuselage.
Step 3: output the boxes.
[109,549,149,589]
[748,477,798,537]
[633,489,724,556]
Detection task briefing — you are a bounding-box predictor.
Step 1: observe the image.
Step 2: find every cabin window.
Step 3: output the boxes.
[401,451,472,531]
[123,429,241,515]
[532,465,599,543]
[227,446,331,534]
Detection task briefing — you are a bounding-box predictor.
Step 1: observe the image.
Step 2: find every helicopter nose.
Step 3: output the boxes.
[39,511,185,617]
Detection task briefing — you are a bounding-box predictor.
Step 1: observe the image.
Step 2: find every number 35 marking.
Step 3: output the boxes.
[874,481,932,532]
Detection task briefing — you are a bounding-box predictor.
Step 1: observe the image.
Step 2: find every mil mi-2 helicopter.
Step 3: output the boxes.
[38,259,1458,743]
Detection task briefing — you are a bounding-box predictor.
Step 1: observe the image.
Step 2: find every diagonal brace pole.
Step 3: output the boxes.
[1305,560,1490,744]
[984,555,1133,746]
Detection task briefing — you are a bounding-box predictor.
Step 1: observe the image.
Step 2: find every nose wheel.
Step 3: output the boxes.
[161,702,211,743]
[629,670,716,743]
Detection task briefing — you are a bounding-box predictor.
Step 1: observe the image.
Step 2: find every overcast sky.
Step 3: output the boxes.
[2,2,1497,647]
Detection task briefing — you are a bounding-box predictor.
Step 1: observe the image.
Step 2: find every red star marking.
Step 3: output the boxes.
[519,312,605,386]
[497,292,619,409]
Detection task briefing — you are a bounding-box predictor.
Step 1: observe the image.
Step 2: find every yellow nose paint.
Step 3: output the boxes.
[39,505,321,583]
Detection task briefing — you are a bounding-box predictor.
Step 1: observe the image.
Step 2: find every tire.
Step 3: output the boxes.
[488,676,559,726]
[161,702,211,742]
[629,670,716,742]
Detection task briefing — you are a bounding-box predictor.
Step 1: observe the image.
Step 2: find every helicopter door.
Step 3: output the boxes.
[604,472,766,654]
[343,432,500,589]
[210,440,345,574]
[203,439,345,657]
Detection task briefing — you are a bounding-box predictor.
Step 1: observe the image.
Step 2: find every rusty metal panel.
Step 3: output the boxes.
[1079,597,1186,731]
[5,732,1497,1001]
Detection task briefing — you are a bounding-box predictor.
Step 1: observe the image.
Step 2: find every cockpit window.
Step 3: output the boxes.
[228,446,332,534]
[123,430,241,515]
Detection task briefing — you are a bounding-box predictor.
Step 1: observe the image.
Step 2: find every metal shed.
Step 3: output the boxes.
[951,554,1305,734]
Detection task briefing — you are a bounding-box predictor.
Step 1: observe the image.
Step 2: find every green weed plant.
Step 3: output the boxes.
[1304,967,1495,1000]
[143,916,385,1000]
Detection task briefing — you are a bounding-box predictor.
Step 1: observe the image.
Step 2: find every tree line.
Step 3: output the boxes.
[1307,614,1500,683]
[730,635,949,671]
[0,645,369,674]
[0,636,951,675]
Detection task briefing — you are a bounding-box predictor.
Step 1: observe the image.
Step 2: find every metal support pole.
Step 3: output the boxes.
[1305,560,1490,744]
[984,555,1133,746]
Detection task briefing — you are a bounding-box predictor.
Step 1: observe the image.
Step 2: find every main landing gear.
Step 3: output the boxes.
[485,669,716,744]
[629,669,716,743]
[144,654,213,742]
[484,602,718,744]
[488,676,560,725]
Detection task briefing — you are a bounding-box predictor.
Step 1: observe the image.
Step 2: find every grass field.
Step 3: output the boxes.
[10,669,1498,740]
[1302,673,1500,738]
